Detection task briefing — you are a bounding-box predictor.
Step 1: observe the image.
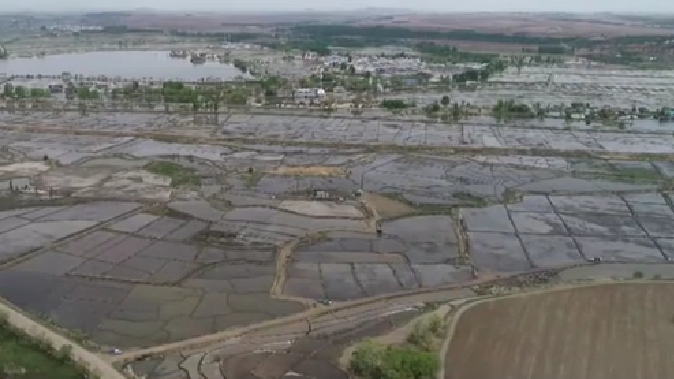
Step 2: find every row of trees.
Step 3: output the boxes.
[493,100,537,119]
[380,99,412,110]
[100,81,250,109]
[2,84,51,99]
[415,42,500,64]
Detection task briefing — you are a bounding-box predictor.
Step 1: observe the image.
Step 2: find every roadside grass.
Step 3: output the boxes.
[145,161,201,188]
[0,315,86,379]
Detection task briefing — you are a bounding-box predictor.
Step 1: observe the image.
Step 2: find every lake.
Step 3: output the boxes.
[0,51,248,81]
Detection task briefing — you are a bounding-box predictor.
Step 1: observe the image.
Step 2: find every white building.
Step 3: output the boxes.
[294,88,326,104]
[296,88,326,98]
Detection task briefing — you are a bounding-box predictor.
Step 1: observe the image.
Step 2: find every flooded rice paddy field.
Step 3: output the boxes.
[493,66,674,86]
[2,128,674,352]
[385,86,674,110]
[3,112,674,153]
[383,67,674,109]
[285,192,674,301]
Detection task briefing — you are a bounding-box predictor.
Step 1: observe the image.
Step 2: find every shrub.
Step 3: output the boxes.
[350,340,439,379]
[380,100,409,110]
[380,345,438,379]
[350,339,386,378]
[407,321,435,352]
[406,315,446,352]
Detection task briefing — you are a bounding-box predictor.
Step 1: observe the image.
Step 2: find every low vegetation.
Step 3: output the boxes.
[145,161,201,187]
[1,84,51,99]
[0,314,88,379]
[243,170,264,188]
[493,99,536,119]
[349,314,446,379]
[380,99,413,110]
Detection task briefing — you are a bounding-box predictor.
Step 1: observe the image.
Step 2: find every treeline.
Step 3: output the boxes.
[109,81,250,109]
[537,45,572,54]
[80,26,164,34]
[1,84,50,99]
[168,31,265,41]
[415,42,500,63]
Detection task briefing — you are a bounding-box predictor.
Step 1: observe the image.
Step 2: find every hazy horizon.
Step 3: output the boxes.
[2,0,674,14]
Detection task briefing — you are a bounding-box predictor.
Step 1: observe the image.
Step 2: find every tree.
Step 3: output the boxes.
[77,87,97,100]
[13,86,27,98]
[3,83,13,98]
[350,340,385,377]
[564,109,573,121]
[426,102,440,114]
[452,103,461,120]
[380,100,408,110]
[29,88,49,98]
[465,70,480,82]
[440,95,450,107]
[516,57,525,75]
[381,346,438,379]
[350,340,439,379]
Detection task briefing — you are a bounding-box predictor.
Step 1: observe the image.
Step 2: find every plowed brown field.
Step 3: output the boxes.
[446,283,674,379]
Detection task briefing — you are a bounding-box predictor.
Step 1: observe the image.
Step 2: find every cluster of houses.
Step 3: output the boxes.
[316,53,491,85]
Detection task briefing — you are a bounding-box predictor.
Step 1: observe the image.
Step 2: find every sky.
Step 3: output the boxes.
[2,0,674,13]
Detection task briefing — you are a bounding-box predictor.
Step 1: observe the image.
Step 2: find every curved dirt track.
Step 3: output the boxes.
[112,274,493,363]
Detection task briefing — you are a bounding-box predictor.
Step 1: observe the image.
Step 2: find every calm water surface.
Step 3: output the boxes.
[0,51,248,81]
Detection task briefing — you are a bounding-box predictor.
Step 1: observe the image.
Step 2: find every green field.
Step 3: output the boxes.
[145,161,201,187]
[0,323,86,379]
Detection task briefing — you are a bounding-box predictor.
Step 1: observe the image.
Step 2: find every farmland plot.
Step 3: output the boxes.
[446,283,674,379]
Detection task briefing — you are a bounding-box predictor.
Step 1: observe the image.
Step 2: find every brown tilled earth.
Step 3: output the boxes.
[358,14,674,37]
[122,12,357,30]
[118,11,673,37]
[445,283,674,379]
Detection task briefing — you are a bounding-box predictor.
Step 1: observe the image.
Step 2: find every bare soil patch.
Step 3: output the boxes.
[362,193,415,219]
[359,14,674,37]
[445,283,674,379]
